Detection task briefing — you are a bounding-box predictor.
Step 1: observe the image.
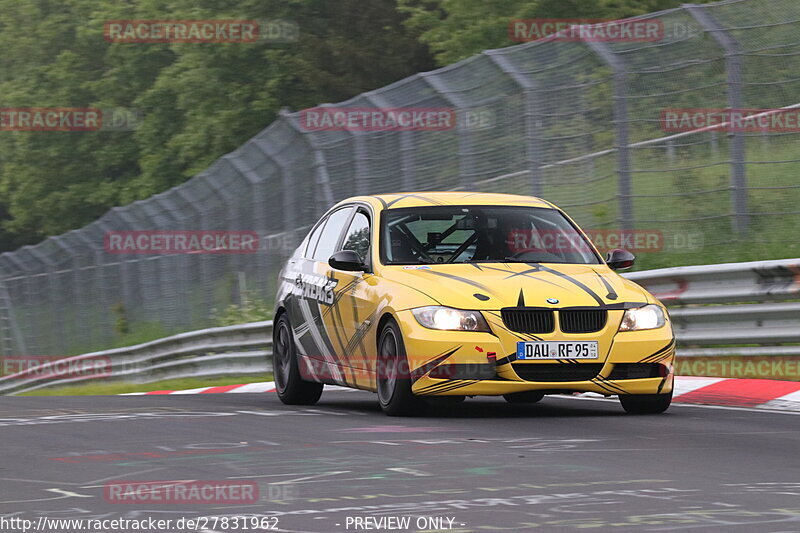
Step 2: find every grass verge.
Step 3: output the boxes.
[18,373,274,396]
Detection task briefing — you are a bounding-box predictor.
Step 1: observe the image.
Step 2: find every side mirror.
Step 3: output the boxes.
[606,248,635,270]
[329,250,367,272]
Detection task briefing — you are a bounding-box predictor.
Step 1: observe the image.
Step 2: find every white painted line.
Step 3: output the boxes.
[555,393,800,415]
[760,389,800,411]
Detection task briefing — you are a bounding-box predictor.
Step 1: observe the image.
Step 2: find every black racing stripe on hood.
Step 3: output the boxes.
[418,269,497,295]
[594,272,618,300]
[515,302,646,311]
[503,266,570,290]
[388,279,444,306]
[534,264,606,306]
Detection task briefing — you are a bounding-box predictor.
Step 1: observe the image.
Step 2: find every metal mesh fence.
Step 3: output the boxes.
[1,0,799,356]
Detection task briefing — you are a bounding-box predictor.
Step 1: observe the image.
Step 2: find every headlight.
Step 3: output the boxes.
[412,306,490,332]
[619,304,666,331]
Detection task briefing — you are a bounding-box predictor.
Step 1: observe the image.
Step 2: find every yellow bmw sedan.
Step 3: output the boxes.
[273,192,675,416]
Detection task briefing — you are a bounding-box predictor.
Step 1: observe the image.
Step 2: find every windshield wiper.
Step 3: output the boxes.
[503,257,539,263]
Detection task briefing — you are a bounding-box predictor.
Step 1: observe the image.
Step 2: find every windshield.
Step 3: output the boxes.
[381,205,601,265]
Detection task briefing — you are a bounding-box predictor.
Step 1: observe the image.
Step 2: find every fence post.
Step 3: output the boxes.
[484,50,542,197]
[684,4,748,234]
[584,36,634,231]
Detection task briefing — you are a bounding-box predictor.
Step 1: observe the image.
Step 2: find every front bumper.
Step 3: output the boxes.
[397,309,675,397]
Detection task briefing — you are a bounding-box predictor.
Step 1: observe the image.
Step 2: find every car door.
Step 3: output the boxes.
[327,208,377,382]
[289,205,354,384]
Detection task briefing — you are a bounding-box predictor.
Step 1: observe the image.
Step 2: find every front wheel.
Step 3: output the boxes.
[273,314,323,405]
[619,391,672,414]
[376,320,426,417]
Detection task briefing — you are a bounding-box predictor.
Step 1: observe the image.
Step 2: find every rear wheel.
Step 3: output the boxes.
[619,391,672,414]
[273,314,323,405]
[503,391,545,404]
[376,320,426,417]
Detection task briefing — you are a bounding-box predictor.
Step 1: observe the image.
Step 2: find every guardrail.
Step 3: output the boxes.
[625,258,800,357]
[0,321,273,395]
[1,258,798,395]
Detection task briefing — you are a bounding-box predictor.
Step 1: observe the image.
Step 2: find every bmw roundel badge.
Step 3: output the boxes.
[546,298,559,304]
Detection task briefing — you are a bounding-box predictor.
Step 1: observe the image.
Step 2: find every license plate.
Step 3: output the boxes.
[516,341,598,360]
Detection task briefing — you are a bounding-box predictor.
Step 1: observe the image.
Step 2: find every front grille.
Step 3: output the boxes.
[559,310,607,333]
[501,309,554,334]
[511,363,603,382]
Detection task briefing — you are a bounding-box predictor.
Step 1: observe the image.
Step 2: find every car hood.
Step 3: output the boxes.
[381,262,651,310]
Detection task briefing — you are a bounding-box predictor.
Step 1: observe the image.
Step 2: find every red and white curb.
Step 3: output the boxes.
[121,377,800,412]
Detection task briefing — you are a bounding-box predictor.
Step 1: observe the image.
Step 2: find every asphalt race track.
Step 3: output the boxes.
[1,390,799,533]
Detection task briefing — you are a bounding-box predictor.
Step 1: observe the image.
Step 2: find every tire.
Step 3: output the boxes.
[376,320,426,417]
[619,391,672,414]
[503,391,545,404]
[273,314,323,405]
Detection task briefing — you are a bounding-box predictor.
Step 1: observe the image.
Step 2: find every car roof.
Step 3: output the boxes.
[338,192,557,211]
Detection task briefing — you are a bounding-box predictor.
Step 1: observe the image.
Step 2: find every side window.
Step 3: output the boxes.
[304,218,327,259]
[341,211,370,264]
[312,207,353,262]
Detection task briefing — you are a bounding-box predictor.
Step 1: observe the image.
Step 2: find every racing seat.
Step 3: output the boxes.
[389,227,420,263]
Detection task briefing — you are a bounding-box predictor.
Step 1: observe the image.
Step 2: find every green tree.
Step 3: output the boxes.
[399,0,717,66]
[0,0,433,252]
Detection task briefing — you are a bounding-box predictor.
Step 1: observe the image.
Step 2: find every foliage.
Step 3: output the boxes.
[211,294,272,326]
[0,0,434,251]
[398,0,719,66]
